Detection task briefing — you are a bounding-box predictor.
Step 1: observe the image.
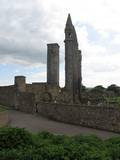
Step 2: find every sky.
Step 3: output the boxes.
[0,0,120,87]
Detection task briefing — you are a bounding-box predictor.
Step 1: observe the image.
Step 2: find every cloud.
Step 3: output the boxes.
[0,0,63,65]
[0,0,120,87]
[28,71,46,83]
[112,34,120,45]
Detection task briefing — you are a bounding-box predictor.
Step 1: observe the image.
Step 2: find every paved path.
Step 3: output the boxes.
[9,110,120,139]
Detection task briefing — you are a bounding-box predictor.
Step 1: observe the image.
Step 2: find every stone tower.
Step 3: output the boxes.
[15,76,26,92]
[64,14,82,102]
[47,43,59,86]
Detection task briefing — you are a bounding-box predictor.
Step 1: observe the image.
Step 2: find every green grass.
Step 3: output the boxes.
[0,105,8,112]
[106,96,120,105]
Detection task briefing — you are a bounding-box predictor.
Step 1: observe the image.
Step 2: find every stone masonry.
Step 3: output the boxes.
[64,14,82,102]
[47,43,59,86]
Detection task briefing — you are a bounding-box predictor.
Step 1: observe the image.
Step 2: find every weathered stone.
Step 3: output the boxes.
[15,92,35,113]
[15,76,26,92]
[64,14,82,102]
[37,102,120,133]
[47,43,59,86]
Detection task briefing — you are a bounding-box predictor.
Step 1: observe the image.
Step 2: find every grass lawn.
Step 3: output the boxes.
[0,105,8,112]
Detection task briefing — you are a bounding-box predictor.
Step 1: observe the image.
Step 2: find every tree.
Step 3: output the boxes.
[91,85,105,93]
[107,84,120,96]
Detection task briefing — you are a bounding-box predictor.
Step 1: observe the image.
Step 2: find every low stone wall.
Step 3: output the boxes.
[37,102,120,133]
[0,111,9,126]
[0,85,16,107]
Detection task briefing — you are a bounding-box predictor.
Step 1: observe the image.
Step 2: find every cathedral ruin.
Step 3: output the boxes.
[0,14,120,133]
[47,14,82,103]
[0,14,82,108]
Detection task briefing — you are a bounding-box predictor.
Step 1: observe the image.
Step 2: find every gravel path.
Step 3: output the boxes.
[9,110,120,139]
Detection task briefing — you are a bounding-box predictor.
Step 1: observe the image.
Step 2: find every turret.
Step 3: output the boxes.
[14,76,26,92]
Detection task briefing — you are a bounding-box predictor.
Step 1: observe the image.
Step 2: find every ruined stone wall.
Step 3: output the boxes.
[37,102,120,133]
[0,78,74,110]
[0,82,35,111]
[26,83,47,93]
[26,83,74,104]
[26,83,61,103]
[15,92,35,113]
[0,86,16,107]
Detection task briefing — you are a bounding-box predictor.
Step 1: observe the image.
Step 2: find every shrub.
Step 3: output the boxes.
[37,131,54,139]
[105,137,120,160]
[27,132,111,160]
[0,127,33,150]
[0,148,43,160]
[68,135,110,160]
[1,127,120,159]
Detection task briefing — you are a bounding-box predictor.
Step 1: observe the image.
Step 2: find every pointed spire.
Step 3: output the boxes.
[66,13,73,28]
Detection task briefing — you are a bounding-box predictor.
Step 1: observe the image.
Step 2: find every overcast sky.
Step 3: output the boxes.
[0,0,120,87]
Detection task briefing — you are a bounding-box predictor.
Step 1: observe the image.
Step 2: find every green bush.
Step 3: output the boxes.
[65,135,110,160]
[1,127,120,159]
[33,133,110,160]
[37,131,54,139]
[0,148,43,160]
[37,131,71,145]
[105,137,120,160]
[0,127,33,150]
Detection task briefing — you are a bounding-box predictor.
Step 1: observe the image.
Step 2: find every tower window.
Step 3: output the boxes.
[68,33,72,37]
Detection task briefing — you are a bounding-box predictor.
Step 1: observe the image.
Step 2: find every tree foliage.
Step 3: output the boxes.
[107,84,120,96]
